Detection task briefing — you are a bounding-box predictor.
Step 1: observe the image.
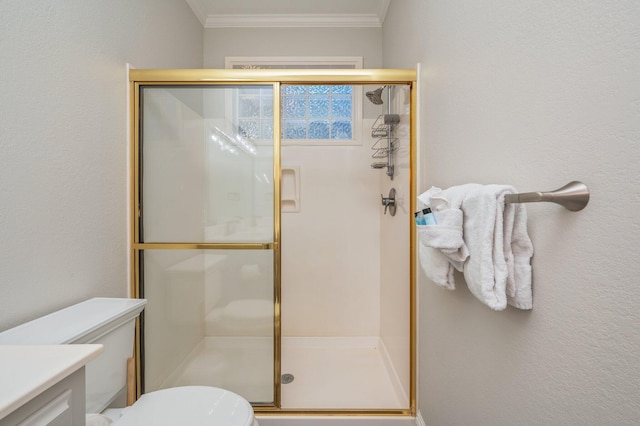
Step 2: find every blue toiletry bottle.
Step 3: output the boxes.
[424,208,438,225]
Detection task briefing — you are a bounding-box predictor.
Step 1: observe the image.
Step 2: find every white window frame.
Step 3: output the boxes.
[225,56,363,146]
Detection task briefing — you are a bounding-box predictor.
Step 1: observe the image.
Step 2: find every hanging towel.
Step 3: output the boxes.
[418,242,456,290]
[418,184,534,310]
[416,186,469,290]
[418,186,469,270]
[504,199,534,309]
[461,184,512,310]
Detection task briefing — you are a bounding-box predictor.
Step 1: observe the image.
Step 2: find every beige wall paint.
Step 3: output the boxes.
[0,0,203,331]
[384,0,640,424]
[203,27,382,69]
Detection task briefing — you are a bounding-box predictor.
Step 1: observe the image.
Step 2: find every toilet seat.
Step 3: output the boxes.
[113,386,257,426]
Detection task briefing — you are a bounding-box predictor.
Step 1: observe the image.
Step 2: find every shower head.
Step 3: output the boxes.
[366,86,385,105]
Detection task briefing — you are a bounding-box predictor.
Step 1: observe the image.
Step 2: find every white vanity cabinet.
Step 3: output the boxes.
[0,345,103,426]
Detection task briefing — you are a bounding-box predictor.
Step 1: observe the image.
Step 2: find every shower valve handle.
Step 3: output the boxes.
[381,188,397,216]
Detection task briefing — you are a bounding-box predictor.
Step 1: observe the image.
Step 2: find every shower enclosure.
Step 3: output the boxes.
[129,69,417,416]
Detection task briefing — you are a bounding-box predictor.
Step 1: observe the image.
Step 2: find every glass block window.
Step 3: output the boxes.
[282,85,353,140]
[226,57,362,146]
[237,86,274,140]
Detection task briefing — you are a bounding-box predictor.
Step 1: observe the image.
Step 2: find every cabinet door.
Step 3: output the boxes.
[0,369,85,426]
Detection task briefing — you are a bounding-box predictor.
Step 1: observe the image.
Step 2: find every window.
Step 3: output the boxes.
[226,57,363,145]
[282,84,353,140]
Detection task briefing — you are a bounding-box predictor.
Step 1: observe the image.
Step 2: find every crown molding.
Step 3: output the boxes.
[204,13,384,28]
[185,0,391,29]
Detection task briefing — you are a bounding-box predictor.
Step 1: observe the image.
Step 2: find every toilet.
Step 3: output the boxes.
[0,297,258,426]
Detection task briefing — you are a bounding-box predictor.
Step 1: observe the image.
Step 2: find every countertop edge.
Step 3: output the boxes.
[0,344,104,420]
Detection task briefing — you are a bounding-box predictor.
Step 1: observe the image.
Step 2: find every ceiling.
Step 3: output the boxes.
[185,0,391,28]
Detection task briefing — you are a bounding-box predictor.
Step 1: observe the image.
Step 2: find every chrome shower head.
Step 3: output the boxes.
[366,86,385,105]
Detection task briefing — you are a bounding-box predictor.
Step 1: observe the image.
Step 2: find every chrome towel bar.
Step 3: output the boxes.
[505,181,590,211]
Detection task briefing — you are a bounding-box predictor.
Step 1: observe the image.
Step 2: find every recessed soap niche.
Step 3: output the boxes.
[281,166,300,213]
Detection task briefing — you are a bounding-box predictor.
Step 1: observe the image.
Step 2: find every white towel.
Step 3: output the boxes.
[417,185,472,290]
[418,184,534,310]
[504,199,534,309]
[418,187,469,290]
[418,242,456,289]
[418,186,469,270]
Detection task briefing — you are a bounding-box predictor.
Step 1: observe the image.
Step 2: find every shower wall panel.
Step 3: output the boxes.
[281,119,381,337]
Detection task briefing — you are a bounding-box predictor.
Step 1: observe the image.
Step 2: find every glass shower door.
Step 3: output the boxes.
[136,84,278,405]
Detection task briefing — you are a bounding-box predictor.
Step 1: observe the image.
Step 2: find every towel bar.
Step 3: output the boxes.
[504,181,589,211]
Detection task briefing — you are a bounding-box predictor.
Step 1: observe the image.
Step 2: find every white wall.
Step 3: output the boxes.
[203,27,382,68]
[0,0,203,331]
[281,138,382,337]
[383,0,640,424]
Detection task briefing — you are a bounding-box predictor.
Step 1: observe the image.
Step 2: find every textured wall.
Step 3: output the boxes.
[384,0,640,424]
[203,27,382,69]
[0,0,203,330]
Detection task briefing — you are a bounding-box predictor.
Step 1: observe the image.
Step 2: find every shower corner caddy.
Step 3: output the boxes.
[370,113,400,180]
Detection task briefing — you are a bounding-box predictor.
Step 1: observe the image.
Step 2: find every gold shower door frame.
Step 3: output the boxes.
[129,68,417,416]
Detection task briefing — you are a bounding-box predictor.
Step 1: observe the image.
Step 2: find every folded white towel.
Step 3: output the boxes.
[461,185,511,309]
[417,185,473,290]
[417,208,468,290]
[418,240,456,290]
[504,199,534,309]
[418,184,534,310]
[418,206,468,268]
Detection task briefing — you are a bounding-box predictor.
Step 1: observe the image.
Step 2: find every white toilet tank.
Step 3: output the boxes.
[0,297,147,414]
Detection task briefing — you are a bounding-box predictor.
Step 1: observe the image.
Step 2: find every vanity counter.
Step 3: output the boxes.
[0,344,103,422]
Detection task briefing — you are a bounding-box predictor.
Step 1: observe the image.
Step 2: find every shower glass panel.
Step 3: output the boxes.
[138,85,276,405]
[142,249,274,403]
[141,86,274,243]
[132,68,417,416]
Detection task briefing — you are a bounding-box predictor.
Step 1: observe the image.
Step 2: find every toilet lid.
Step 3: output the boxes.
[114,386,255,426]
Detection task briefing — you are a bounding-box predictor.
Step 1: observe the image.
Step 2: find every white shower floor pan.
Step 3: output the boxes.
[281,337,406,409]
[159,336,408,411]
[256,416,416,426]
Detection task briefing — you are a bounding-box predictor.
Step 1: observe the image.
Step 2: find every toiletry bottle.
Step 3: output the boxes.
[424,208,438,225]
